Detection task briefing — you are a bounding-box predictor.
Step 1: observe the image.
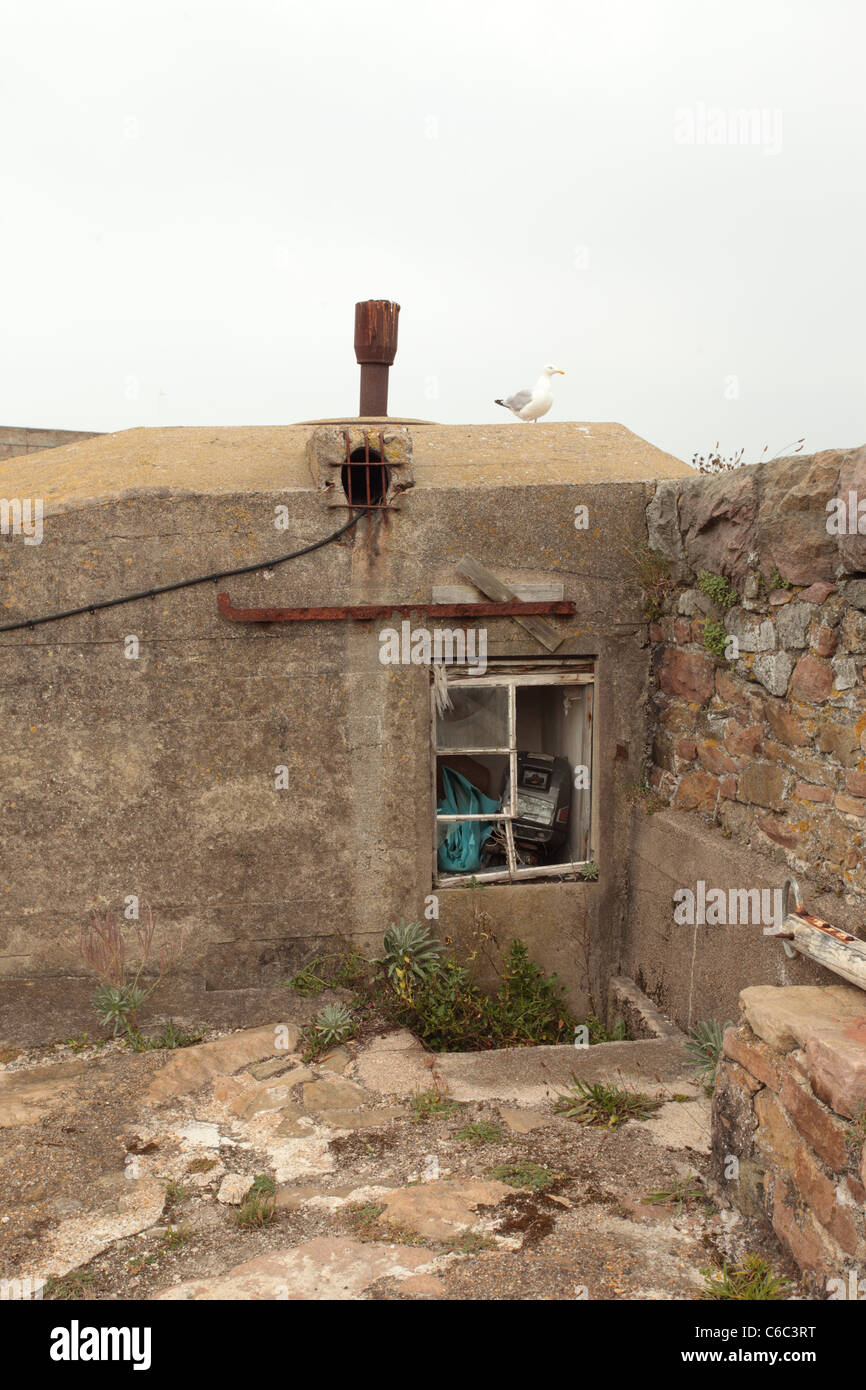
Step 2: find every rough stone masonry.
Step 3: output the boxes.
[645,444,866,903]
[713,983,866,1291]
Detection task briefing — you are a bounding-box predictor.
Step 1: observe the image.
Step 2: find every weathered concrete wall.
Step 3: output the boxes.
[0,426,101,461]
[712,984,866,1293]
[624,807,839,1029]
[0,423,667,1041]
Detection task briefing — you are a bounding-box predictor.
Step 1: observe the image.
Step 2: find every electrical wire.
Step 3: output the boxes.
[0,509,364,634]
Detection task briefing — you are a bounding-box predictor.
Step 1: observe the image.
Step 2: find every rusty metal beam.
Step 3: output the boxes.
[217,593,576,624]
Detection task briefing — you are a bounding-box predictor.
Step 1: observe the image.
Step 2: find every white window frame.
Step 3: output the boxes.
[431,662,595,888]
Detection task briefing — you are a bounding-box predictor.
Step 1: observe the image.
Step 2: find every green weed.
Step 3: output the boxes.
[486,1161,558,1192]
[455,1121,505,1145]
[699,1255,791,1301]
[554,1077,663,1128]
[697,571,738,608]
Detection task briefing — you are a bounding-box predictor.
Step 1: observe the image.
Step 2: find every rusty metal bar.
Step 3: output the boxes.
[355,300,399,416]
[338,427,395,511]
[217,593,576,624]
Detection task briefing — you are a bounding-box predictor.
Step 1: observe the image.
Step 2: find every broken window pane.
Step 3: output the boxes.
[435,684,509,750]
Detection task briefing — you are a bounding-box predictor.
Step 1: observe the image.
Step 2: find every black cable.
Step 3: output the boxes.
[0,509,364,634]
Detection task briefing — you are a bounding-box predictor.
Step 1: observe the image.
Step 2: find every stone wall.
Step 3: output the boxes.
[0,426,101,461]
[712,983,866,1292]
[645,446,866,906]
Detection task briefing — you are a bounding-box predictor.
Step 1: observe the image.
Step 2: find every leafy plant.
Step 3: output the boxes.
[42,1271,95,1300]
[287,956,329,996]
[578,862,599,881]
[697,571,738,608]
[250,1174,276,1197]
[64,1032,105,1052]
[769,567,793,592]
[94,983,149,1038]
[620,538,674,620]
[644,1176,706,1216]
[702,617,730,659]
[486,940,575,1045]
[77,902,178,1037]
[161,1225,193,1250]
[124,1020,204,1051]
[231,1190,276,1228]
[455,1120,505,1145]
[384,957,480,1051]
[286,947,370,996]
[409,1087,457,1122]
[163,1181,190,1207]
[684,1020,731,1086]
[579,1013,627,1044]
[445,1232,498,1254]
[554,1077,663,1128]
[303,1002,356,1059]
[345,1201,386,1232]
[487,1161,558,1192]
[380,920,443,999]
[699,1255,791,1300]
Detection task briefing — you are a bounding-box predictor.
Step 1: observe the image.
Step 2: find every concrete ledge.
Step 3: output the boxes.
[434,1036,694,1105]
[609,975,684,1041]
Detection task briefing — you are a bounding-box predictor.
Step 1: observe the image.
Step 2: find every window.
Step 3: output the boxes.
[432,659,595,887]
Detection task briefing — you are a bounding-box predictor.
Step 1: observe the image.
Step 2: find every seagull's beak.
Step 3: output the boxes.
[555,370,565,375]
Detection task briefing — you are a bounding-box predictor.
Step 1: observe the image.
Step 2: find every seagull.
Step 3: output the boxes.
[495,364,565,422]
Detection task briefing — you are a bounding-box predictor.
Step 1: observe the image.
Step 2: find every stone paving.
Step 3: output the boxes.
[0,1020,792,1300]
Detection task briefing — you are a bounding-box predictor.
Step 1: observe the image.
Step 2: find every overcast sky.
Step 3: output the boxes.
[1,0,863,464]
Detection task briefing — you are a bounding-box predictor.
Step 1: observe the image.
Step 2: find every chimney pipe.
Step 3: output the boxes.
[354,300,400,417]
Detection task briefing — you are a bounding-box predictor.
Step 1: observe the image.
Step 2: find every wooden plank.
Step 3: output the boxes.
[455,555,566,652]
[786,919,866,993]
[432,582,564,603]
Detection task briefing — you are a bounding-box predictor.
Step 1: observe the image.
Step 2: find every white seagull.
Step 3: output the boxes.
[495,364,565,422]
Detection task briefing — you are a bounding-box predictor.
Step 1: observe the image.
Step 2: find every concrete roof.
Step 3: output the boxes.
[0,421,690,509]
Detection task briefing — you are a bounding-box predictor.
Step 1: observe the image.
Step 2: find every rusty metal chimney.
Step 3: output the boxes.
[354,300,400,417]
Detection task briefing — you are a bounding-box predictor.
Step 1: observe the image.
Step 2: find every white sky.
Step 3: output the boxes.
[1,0,863,464]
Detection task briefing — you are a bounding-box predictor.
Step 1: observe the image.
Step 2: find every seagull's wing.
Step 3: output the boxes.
[502,389,533,411]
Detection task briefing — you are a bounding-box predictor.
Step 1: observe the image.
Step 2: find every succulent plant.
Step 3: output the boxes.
[380,920,443,996]
[685,1019,732,1084]
[94,982,148,1035]
[311,1003,355,1049]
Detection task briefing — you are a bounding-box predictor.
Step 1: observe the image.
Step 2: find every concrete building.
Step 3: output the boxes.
[0,306,863,1045]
